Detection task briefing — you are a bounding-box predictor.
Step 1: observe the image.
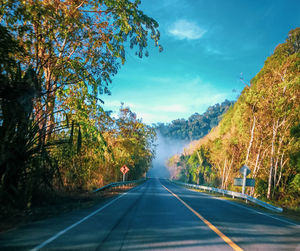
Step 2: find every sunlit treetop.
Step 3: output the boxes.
[0,0,162,94]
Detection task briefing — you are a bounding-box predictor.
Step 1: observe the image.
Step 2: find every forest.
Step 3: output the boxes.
[155,99,234,141]
[1,1,299,214]
[167,28,300,209]
[0,0,161,210]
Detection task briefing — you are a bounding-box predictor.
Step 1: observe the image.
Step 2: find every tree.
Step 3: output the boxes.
[1,0,162,140]
[0,1,162,207]
[0,25,64,207]
[167,28,300,207]
[155,100,234,141]
[115,105,156,180]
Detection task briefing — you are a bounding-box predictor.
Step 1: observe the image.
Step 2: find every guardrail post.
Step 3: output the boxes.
[170,179,283,213]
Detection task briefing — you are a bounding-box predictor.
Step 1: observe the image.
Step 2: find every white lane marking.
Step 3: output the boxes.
[216,197,300,227]
[181,185,300,227]
[30,184,143,251]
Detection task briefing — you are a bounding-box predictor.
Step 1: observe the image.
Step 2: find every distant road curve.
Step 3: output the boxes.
[0,178,299,250]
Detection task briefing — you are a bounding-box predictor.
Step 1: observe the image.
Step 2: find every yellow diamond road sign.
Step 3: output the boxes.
[120,165,129,174]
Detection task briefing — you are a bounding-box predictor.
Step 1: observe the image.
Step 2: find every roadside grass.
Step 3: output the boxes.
[187,187,300,223]
[0,183,141,233]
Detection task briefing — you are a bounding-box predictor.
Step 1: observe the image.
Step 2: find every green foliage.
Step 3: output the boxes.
[290,123,300,172]
[173,146,213,185]
[50,104,155,191]
[289,174,300,194]
[77,126,82,154]
[168,28,300,208]
[1,0,162,142]
[0,1,161,208]
[0,32,64,207]
[156,100,234,141]
[255,179,268,199]
[219,106,234,135]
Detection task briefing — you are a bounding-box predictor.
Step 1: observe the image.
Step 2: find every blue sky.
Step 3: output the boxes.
[102,0,300,124]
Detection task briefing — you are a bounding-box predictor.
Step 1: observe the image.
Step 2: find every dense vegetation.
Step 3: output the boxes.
[0,0,160,209]
[168,28,300,208]
[155,100,234,141]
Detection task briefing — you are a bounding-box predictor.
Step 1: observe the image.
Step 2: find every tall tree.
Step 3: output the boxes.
[168,28,300,206]
[1,0,162,140]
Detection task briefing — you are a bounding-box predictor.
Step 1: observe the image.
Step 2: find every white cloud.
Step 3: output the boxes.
[168,19,206,40]
[135,112,171,124]
[152,104,188,113]
[205,46,222,55]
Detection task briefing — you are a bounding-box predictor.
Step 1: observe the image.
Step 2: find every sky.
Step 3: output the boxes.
[102,0,300,125]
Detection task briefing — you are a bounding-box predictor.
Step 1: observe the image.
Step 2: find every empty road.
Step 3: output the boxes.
[0,178,299,250]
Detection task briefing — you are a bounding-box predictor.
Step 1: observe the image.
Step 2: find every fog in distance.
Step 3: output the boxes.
[147,132,188,178]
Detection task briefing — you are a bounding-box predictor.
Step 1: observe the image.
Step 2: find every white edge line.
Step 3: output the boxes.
[174,183,300,228]
[216,197,300,227]
[30,185,142,251]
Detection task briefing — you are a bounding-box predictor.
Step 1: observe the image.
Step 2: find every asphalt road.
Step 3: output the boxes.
[0,178,299,250]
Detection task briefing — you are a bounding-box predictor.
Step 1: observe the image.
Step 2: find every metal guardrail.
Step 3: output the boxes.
[93,178,146,193]
[171,180,283,213]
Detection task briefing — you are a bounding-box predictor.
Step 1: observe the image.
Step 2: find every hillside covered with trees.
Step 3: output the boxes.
[168,28,300,208]
[155,100,234,141]
[0,1,161,210]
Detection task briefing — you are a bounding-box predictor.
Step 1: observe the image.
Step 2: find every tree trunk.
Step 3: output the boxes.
[224,156,233,189]
[273,126,286,188]
[276,153,287,188]
[267,119,279,199]
[246,115,256,164]
[221,159,227,189]
[196,150,203,185]
[253,139,263,177]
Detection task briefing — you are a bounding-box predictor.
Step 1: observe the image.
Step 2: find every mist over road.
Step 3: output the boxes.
[1,178,299,250]
[147,133,187,178]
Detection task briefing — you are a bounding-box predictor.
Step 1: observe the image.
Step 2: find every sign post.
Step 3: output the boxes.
[238,165,252,194]
[242,167,247,194]
[120,165,129,182]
